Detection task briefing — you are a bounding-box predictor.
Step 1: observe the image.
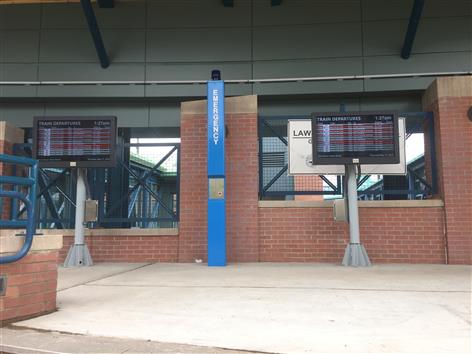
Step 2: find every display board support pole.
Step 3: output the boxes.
[342,164,371,267]
[64,168,93,267]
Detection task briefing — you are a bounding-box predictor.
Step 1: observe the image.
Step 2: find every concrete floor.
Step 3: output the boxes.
[4,263,472,353]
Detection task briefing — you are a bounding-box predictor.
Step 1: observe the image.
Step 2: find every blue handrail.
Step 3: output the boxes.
[0,154,38,264]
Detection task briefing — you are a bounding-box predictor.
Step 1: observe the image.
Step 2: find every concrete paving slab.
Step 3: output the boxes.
[14,263,472,353]
[0,327,261,354]
[58,263,149,291]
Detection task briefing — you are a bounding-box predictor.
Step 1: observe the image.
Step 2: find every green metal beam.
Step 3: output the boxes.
[80,0,110,68]
[401,0,425,59]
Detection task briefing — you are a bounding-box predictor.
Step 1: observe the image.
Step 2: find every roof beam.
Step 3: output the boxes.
[80,0,109,68]
[401,0,425,59]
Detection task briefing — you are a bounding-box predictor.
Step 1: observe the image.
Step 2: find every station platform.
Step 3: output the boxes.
[2,263,471,354]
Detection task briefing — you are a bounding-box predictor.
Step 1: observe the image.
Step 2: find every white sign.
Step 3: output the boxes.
[288,118,407,175]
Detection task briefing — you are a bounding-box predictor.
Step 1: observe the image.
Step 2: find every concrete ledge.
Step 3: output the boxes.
[38,228,179,237]
[0,233,63,254]
[181,95,257,115]
[423,75,472,107]
[259,200,332,208]
[259,199,444,208]
[358,200,444,208]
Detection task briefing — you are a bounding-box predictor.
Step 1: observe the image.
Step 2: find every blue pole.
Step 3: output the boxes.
[207,71,226,266]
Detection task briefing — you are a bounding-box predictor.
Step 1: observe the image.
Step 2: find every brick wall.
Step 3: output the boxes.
[0,232,62,323]
[259,205,445,263]
[0,251,58,323]
[359,207,445,263]
[423,77,472,264]
[59,235,179,263]
[259,207,347,262]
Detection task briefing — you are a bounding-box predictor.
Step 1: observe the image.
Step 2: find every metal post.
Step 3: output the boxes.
[142,177,148,228]
[64,168,93,267]
[347,165,360,243]
[75,168,86,245]
[342,164,371,266]
[427,113,438,194]
[408,171,416,200]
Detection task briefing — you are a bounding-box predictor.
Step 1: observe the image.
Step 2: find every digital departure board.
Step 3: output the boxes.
[32,116,117,168]
[311,112,399,165]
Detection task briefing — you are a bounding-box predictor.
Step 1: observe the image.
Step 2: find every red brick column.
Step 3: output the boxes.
[0,233,62,323]
[423,76,472,264]
[0,122,24,220]
[226,98,259,262]
[179,102,208,262]
[179,96,259,262]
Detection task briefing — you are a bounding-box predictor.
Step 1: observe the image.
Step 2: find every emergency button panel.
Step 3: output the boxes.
[209,178,225,199]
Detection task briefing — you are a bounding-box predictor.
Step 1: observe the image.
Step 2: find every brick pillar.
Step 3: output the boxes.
[179,101,208,262]
[0,122,24,156]
[0,122,25,220]
[225,97,259,262]
[0,232,63,323]
[179,95,260,262]
[422,76,472,264]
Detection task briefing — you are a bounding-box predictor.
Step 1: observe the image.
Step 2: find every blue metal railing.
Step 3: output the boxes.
[13,142,180,229]
[0,154,38,264]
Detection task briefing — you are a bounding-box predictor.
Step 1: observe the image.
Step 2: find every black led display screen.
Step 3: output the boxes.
[32,116,117,168]
[311,112,399,165]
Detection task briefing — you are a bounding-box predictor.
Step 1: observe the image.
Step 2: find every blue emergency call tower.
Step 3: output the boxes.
[207,70,226,266]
